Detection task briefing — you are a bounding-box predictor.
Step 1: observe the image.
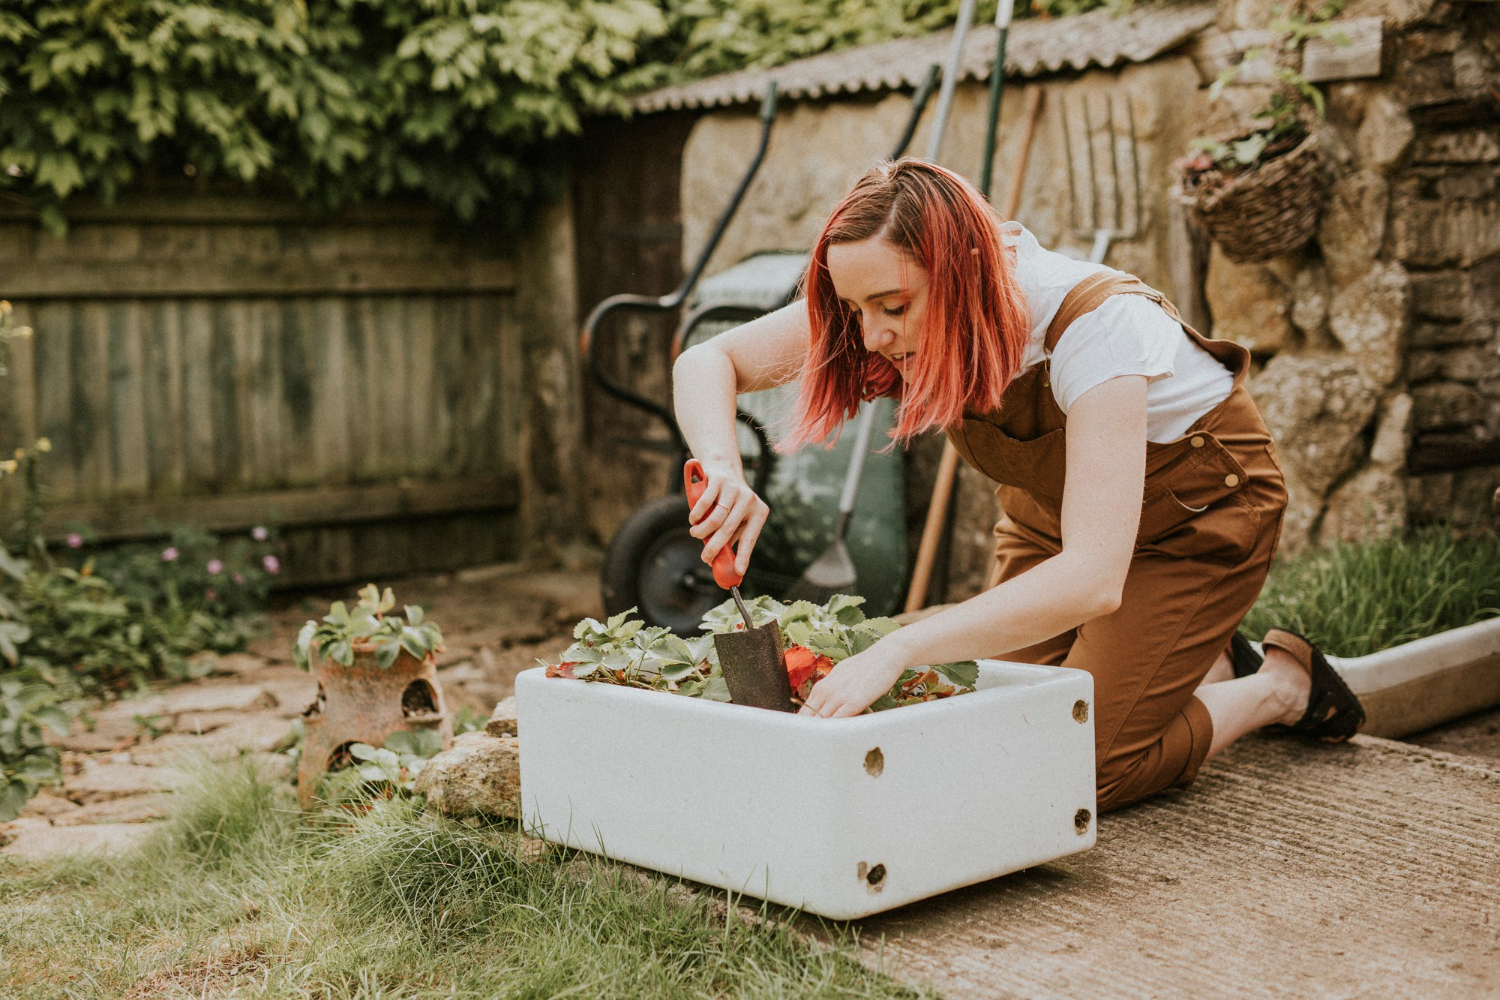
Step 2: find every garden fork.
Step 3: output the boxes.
[1059,92,1143,264]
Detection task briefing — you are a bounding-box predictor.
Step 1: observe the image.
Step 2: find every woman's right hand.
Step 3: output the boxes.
[687,461,770,579]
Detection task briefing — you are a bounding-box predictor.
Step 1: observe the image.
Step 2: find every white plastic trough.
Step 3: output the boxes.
[516,660,1096,920]
[1329,617,1500,738]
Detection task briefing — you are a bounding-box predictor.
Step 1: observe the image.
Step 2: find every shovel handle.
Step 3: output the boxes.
[684,460,744,590]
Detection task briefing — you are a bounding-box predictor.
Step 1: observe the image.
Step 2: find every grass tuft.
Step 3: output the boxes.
[1244,525,1500,657]
[1,758,931,999]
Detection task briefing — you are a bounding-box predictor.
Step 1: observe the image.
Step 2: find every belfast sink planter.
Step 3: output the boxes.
[1327,617,1500,739]
[516,660,1096,920]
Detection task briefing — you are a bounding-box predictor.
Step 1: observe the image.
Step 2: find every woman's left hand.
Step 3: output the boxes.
[797,645,908,718]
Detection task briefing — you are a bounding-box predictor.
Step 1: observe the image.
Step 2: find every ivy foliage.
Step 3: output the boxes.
[0,0,1109,233]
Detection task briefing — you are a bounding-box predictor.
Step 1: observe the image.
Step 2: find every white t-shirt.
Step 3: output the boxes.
[1003,223,1234,442]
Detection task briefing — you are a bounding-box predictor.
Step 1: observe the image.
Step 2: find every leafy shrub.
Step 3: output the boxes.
[87,524,280,624]
[0,552,68,821]
[0,0,1132,233]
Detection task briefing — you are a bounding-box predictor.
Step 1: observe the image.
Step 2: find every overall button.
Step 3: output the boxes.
[1190,435,1205,449]
[1224,474,1240,488]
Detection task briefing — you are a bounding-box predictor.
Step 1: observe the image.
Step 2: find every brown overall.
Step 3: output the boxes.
[946,273,1288,812]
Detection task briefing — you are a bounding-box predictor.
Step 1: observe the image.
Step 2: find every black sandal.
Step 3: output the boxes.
[1262,628,1365,742]
[1229,631,1263,679]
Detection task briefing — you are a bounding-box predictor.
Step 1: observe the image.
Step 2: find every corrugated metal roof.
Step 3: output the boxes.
[633,2,1216,113]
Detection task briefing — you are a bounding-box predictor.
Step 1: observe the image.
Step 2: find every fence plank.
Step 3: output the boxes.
[33,303,77,503]
[277,299,319,486]
[373,298,409,478]
[209,301,243,487]
[142,301,186,495]
[180,300,217,490]
[312,297,351,485]
[405,298,438,477]
[347,297,380,480]
[107,304,150,498]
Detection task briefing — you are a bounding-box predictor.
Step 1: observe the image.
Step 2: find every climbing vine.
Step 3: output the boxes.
[0,0,1121,233]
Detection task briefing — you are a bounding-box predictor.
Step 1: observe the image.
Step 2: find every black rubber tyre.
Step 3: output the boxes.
[601,493,728,634]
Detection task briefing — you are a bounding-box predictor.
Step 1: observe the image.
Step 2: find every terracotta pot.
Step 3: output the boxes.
[296,641,453,809]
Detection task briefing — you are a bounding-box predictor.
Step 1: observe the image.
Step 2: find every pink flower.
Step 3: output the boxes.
[161,547,179,562]
[205,588,218,602]
[206,559,224,575]
[251,526,269,542]
[262,554,280,575]
[65,533,83,549]
[231,572,245,585]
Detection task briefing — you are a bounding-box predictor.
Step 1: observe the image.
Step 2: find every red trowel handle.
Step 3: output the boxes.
[683,459,744,590]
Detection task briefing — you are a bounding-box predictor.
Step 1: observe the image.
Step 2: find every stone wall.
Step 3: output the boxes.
[1211,0,1500,544]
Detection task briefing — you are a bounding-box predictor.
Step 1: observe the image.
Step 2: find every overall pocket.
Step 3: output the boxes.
[1137,433,1256,559]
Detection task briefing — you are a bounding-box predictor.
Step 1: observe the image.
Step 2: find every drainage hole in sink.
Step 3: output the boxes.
[862,863,886,891]
[1072,700,1089,723]
[1075,808,1092,834]
[864,747,884,777]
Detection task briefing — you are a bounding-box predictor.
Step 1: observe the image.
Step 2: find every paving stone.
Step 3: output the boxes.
[257,676,319,719]
[18,788,81,820]
[159,684,275,716]
[130,717,292,763]
[51,794,172,827]
[2,822,156,859]
[212,652,271,676]
[65,762,180,803]
[0,817,53,849]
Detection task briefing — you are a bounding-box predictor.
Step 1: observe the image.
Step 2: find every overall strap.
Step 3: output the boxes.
[1043,272,1161,353]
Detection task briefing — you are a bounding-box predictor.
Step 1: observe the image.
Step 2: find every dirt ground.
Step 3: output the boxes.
[5,563,1499,998]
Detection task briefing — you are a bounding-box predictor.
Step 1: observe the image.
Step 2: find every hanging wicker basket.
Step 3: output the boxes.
[1175,129,1326,264]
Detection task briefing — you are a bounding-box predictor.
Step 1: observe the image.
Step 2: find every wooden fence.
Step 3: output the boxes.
[0,196,532,587]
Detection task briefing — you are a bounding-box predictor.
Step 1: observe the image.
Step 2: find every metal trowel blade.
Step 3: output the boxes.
[713,620,793,712]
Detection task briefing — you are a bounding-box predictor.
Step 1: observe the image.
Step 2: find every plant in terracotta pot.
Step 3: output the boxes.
[293,584,452,808]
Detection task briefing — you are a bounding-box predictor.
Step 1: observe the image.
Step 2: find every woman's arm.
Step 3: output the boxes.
[672,299,811,576]
[798,374,1149,717]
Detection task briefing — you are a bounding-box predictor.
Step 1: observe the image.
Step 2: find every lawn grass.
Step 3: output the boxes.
[0,758,931,999]
[1243,525,1500,658]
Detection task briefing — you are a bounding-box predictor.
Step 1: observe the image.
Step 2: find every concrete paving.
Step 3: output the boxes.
[856,733,1500,999]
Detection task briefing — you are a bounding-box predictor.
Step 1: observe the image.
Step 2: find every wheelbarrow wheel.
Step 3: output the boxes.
[601,494,729,634]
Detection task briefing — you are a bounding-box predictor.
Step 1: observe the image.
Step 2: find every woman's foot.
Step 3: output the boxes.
[1258,644,1313,726]
[1260,628,1366,741]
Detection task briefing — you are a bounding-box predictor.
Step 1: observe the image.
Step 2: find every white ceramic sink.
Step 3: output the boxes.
[516,660,1096,920]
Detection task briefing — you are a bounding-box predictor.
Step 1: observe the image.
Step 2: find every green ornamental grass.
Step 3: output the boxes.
[1243,525,1500,658]
[0,756,931,999]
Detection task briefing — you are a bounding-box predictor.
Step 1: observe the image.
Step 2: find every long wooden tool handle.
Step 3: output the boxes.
[903,88,1046,615]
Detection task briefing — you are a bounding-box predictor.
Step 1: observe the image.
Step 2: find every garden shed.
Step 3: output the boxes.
[606,0,1500,602]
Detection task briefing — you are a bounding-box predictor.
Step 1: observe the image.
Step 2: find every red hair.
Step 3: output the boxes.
[779,158,1031,451]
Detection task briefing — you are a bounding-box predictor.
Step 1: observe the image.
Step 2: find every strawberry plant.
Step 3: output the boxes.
[546,594,979,712]
[294,584,444,672]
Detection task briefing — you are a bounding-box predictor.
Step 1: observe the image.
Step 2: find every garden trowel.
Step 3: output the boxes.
[683,460,793,712]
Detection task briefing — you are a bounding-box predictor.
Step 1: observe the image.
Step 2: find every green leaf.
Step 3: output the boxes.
[348,743,379,762]
[404,604,424,626]
[0,780,28,823]
[374,640,400,669]
[933,660,980,688]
